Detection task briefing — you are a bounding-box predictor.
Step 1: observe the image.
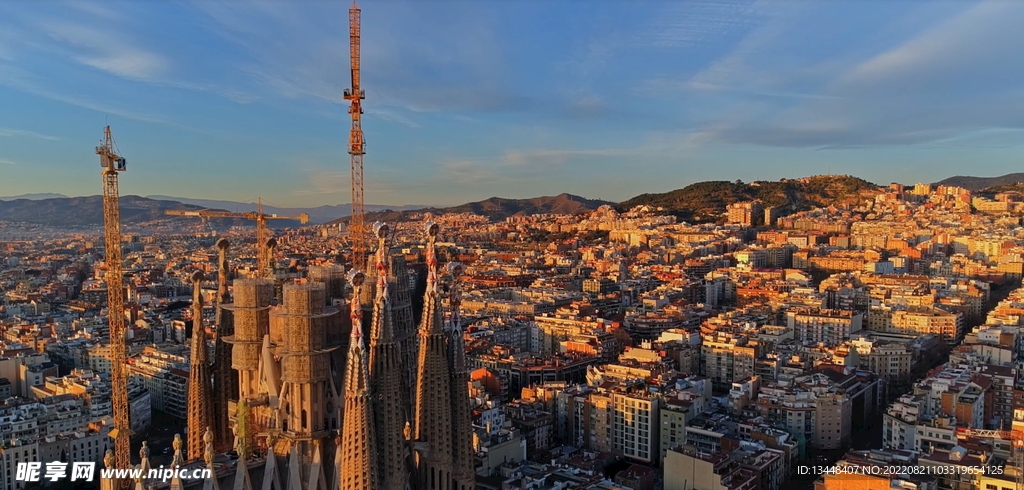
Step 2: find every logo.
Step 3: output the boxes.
[16,462,96,482]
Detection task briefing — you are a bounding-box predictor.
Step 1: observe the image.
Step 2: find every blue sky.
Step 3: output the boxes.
[1,0,1024,207]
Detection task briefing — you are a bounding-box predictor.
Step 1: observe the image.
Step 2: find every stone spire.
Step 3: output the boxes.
[213,238,236,452]
[170,434,186,490]
[231,399,256,490]
[368,223,409,490]
[135,441,152,490]
[203,427,221,490]
[188,270,214,461]
[412,222,454,489]
[260,432,283,490]
[338,269,378,490]
[446,262,474,489]
[100,450,116,490]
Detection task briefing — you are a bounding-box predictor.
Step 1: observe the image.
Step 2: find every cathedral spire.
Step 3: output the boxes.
[446,262,474,488]
[368,223,410,490]
[413,222,454,489]
[338,269,378,490]
[188,270,214,462]
[213,238,236,452]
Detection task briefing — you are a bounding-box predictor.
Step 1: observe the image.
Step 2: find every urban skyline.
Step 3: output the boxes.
[3,0,1024,207]
[6,0,1024,489]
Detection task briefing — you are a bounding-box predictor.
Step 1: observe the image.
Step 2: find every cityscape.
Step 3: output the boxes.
[3,1,1024,490]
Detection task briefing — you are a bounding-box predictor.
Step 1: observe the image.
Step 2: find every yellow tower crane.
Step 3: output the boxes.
[345,0,368,270]
[165,200,309,278]
[97,126,132,478]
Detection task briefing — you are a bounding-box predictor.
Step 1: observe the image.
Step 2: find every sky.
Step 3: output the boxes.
[1,0,1024,207]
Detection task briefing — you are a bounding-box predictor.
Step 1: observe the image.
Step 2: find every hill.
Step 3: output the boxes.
[618,175,880,222]
[935,173,1024,191]
[332,193,613,224]
[975,183,1024,195]
[0,196,299,228]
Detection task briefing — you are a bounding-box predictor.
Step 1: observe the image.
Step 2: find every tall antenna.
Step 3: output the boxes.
[345,0,368,270]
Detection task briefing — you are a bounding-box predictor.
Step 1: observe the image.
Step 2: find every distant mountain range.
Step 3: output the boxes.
[0,194,426,225]
[145,195,426,224]
[935,173,1024,191]
[0,193,610,227]
[4,172,1022,228]
[336,193,614,224]
[0,196,214,227]
[0,193,70,200]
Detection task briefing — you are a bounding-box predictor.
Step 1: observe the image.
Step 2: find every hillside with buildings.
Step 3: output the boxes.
[618,175,880,222]
[936,173,1024,191]
[342,193,615,224]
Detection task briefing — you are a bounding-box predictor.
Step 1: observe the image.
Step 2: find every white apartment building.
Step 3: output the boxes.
[612,392,661,464]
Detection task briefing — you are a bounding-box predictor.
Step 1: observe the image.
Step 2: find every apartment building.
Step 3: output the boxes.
[786,309,863,345]
[613,391,661,464]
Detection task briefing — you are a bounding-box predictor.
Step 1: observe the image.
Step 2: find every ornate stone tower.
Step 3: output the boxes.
[272,282,339,490]
[187,270,214,461]
[368,223,410,490]
[412,222,455,490]
[338,270,378,490]
[362,241,417,419]
[224,279,274,407]
[445,262,474,490]
[213,238,236,452]
[222,278,275,455]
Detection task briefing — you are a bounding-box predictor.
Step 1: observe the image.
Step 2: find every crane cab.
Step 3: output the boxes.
[115,157,127,171]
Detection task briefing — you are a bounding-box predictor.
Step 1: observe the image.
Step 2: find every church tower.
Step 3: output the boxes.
[445,263,475,489]
[368,223,411,490]
[338,270,378,490]
[187,270,214,461]
[412,222,455,490]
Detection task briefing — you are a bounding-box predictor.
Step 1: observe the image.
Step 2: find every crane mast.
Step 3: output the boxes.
[97,126,132,477]
[345,0,367,270]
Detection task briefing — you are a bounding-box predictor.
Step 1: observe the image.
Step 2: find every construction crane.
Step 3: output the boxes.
[956,427,1024,490]
[97,126,132,477]
[344,0,368,270]
[165,199,309,277]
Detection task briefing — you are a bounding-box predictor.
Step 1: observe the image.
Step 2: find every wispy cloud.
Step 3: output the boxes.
[0,3,260,107]
[0,70,173,126]
[39,21,169,80]
[648,0,1024,150]
[683,0,807,95]
[293,169,415,199]
[0,159,17,165]
[439,161,495,185]
[631,0,761,49]
[191,0,525,118]
[438,146,636,185]
[640,78,838,101]
[365,108,420,128]
[0,127,60,141]
[0,56,238,134]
